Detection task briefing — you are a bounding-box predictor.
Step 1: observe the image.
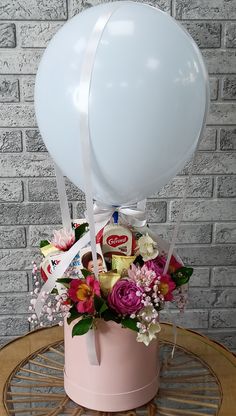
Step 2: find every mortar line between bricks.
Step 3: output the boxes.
[0,74,37,76]
[207,124,236,127]
[212,222,217,244]
[0,291,30,294]
[148,196,223,201]
[1,174,235,179]
[170,221,236,225]
[18,46,49,50]
[3,124,236,128]
[1,73,236,77]
[0,270,31,272]
[212,177,218,199]
[213,99,236,104]
[149,197,236,202]
[1,198,232,203]
[175,241,236,245]
[204,328,236,333]
[221,22,227,49]
[175,19,236,22]
[0,294,30,298]
[0,19,68,23]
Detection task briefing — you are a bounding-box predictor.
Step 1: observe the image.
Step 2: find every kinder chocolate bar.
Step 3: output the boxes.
[40,244,107,284]
[77,244,107,274]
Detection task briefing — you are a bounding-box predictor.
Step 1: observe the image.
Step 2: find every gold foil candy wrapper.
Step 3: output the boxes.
[99,272,121,296]
[112,255,136,275]
[40,244,60,258]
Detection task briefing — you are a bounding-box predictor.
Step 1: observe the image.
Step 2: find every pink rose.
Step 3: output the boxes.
[146,256,166,276]
[108,279,143,315]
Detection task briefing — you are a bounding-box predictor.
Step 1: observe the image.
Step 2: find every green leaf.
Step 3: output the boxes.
[56,277,73,284]
[81,268,91,278]
[72,317,93,336]
[183,267,194,278]
[121,317,139,332]
[102,309,121,323]
[67,305,81,325]
[94,295,108,315]
[133,255,144,267]
[100,302,108,315]
[75,223,89,242]
[172,267,193,287]
[40,240,50,248]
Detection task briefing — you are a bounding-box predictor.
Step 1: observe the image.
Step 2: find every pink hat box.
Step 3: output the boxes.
[64,318,159,411]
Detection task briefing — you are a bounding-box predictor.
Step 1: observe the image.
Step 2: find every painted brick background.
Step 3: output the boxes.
[0,0,235,351]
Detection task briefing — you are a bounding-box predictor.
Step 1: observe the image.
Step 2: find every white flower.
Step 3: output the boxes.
[136,305,161,345]
[136,322,161,346]
[137,233,159,261]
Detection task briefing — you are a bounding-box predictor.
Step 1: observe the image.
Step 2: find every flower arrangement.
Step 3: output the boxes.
[30,221,193,346]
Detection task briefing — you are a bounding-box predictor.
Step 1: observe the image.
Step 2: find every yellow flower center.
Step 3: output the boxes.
[76,284,92,301]
[159,282,169,295]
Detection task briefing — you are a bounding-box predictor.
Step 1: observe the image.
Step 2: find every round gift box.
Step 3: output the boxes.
[64,319,160,411]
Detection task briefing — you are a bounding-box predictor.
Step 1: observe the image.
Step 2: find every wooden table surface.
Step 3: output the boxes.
[0,323,236,416]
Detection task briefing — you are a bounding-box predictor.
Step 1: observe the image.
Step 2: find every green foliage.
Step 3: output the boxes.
[133,255,144,267]
[102,309,121,323]
[67,305,83,325]
[94,295,108,315]
[56,277,72,284]
[72,317,93,337]
[40,240,50,248]
[75,223,89,242]
[81,268,91,278]
[121,317,139,332]
[172,267,193,287]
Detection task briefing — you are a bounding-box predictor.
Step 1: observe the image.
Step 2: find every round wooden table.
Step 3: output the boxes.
[0,323,235,416]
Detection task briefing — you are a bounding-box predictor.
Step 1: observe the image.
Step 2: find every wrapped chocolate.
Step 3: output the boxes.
[99,272,121,296]
[112,255,136,275]
[40,243,60,258]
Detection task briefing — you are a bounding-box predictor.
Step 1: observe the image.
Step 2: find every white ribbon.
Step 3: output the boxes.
[86,327,100,365]
[54,164,72,233]
[92,201,147,228]
[77,9,118,280]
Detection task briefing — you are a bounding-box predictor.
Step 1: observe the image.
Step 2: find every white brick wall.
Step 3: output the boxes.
[0,0,235,352]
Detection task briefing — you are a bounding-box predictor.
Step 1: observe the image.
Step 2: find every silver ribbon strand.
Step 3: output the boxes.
[76,4,125,365]
[54,163,72,232]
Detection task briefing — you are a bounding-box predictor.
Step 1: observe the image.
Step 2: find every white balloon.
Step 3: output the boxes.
[35,1,209,206]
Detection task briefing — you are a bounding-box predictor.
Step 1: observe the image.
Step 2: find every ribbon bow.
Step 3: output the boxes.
[91,201,147,228]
